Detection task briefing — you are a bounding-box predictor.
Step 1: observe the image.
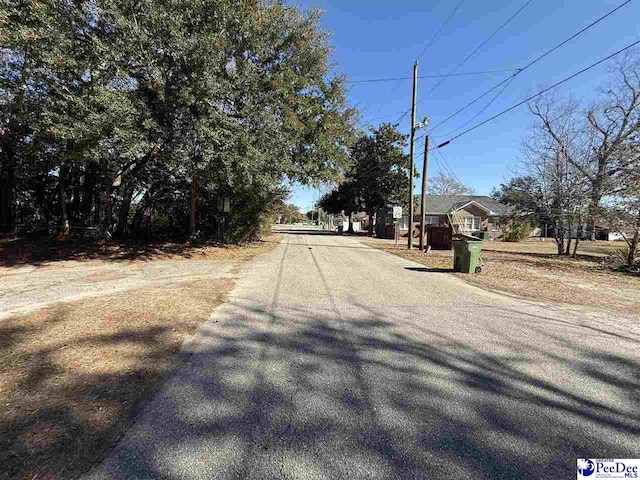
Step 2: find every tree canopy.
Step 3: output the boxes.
[1,0,355,242]
[498,49,640,260]
[318,123,409,233]
[427,172,475,196]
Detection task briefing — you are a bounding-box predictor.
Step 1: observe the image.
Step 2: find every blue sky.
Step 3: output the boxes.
[289,0,640,212]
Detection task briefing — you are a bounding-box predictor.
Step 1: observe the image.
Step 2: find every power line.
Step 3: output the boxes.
[346,68,517,84]
[367,0,468,118]
[395,110,411,124]
[415,0,467,63]
[427,131,466,186]
[438,74,518,138]
[422,0,534,100]
[423,0,631,135]
[432,39,640,148]
[361,109,410,124]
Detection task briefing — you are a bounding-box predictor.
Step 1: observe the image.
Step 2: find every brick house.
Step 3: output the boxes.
[376,195,512,240]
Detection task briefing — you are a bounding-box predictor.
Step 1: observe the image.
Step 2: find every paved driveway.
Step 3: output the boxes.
[86,230,640,479]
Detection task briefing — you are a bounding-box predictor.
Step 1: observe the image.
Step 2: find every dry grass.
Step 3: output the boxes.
[358,237,454,270]
[359,237,640,314]
[0,235,282,479]
[481,238,624,256]
[1,234,284,267]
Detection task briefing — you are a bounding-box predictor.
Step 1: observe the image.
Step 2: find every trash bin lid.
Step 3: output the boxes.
[453,233,483,242]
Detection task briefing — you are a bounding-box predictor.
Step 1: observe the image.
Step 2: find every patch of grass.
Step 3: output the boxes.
[0,233,284,267]
[482,239,624,257]
[0,235,282,479]
[359,237,640,314]
[0,279,232,479]
[463,251,640,313]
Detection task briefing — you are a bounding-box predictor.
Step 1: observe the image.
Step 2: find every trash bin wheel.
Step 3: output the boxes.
[475,266,482,274]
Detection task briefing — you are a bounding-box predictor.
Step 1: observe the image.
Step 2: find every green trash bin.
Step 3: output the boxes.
[452,234,483,273]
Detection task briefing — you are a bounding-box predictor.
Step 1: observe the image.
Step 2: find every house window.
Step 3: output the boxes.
[463,216,481,231]
[425,215,439,225]
[399,216,409,230]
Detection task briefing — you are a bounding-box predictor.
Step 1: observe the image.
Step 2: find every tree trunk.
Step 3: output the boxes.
[586,188,601,241]
[555,219,564,255]
[564,214,573,256]
[627,213,640,266]
[0,151,15,234]
[628,233,638,265]
[81,163,96,224]
[71,166,81,222]
[93,187,101,227]
[368,212,374,236]
[572,212,581,257]
[59,165,70,236]
[131,191,150,238]
[189,176,200,236]
[348,212,354,233]
[116,184,135,237]
[103,189,112,234]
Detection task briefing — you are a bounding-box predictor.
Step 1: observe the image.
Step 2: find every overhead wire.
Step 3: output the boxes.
[418,0,631,137]
[365,0,468,120]
[439,75,518,139]
[359,70,517,125]
[430,39,640,149]
[414,0,467,63]
[422,0,534,99]
[345,68,517,84]
[414,2,634,188]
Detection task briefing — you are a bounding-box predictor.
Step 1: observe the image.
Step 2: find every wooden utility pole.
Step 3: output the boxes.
[418,136,430,250]
[408,61,418,250]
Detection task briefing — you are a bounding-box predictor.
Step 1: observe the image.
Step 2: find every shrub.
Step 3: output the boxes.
[504,221,531,242]
[611,246,639,267]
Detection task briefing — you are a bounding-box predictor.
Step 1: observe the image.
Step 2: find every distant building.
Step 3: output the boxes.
[376,195,511,240]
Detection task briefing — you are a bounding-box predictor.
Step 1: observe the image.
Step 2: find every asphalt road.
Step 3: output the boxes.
[86,229,640,480]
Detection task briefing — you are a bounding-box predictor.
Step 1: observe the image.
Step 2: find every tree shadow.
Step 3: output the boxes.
[71,301,639,480]
[0,313,191,480]
[0,237,270,268]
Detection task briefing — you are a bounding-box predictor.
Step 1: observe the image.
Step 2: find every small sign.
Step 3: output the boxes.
[217,196,231,212]
[392,206,403,219]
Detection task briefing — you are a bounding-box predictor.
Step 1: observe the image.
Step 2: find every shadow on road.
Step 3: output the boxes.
[3,230,639,479]
[70,301,640,479]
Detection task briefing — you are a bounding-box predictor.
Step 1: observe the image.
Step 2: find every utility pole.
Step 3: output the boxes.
[408,61,418,249]
[419,136,430,251]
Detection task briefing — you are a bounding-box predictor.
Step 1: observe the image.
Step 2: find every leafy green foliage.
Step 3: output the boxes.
[318,123,409,230]
[0,0,355,241]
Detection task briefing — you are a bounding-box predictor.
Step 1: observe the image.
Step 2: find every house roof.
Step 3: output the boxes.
[414,195,512,216]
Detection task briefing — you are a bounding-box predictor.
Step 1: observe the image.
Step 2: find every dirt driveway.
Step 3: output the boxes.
[0,258,235,319]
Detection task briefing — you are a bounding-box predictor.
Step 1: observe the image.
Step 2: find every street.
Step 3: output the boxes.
[87,229,640,479]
